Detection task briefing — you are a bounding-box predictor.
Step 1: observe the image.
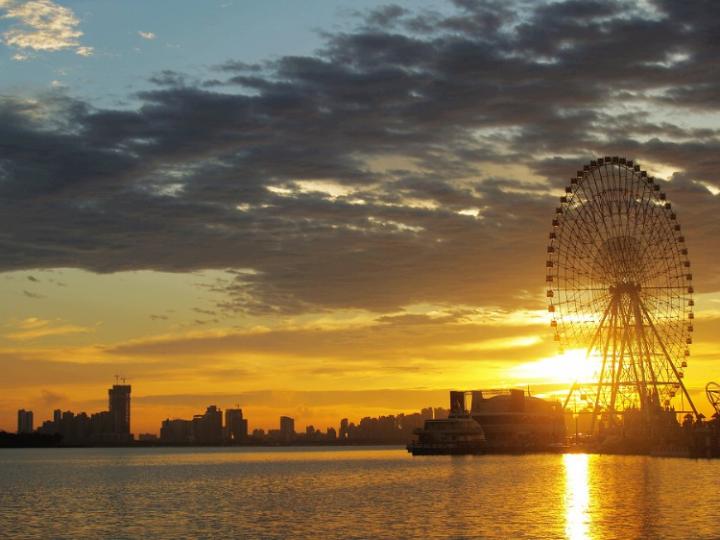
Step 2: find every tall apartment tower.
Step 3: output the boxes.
[108,384,131,437]
[17,409,33,434]
[279,416,295,441]
[225,408,248,442]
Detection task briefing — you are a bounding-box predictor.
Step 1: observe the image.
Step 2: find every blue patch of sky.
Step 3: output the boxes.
[0,0,446,108]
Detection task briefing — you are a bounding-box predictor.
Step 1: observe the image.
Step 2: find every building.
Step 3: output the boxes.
[32,382,133,444]
[193,405,223,444]
[160,419,193,443]
[108,384,131,441]
[468,389,566,450]
[280,416,295,441]
[339,418,349,440]
[17,409,33,434]
[225,408,248,442]
[160,405,241,445]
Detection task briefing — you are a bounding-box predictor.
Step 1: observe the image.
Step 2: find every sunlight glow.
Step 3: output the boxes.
[564,453,591,540]
[511,348,600,384]
[452,335,542,352]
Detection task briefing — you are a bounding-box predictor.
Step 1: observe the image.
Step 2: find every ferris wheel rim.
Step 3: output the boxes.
[546,156,695,415]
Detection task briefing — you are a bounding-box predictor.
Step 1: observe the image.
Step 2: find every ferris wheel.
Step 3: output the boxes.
[706,382,720,416]
[546,156,697,427]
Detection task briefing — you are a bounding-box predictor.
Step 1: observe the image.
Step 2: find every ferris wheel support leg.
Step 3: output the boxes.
[609,301,631,422]
[632,294,661,408]
[640,302,699,418]
[563,383,576,410]
[621,298,650,414]
[590,296,618,435]
[564,297,614,415]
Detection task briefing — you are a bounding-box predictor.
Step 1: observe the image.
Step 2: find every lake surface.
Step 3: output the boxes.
[1,447,718,539]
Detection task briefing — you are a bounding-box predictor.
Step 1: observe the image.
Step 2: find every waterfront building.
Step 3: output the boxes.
[30,382,134,444]
[339,418,349,440]
[280,416,295,441]
[469,389,566,450]
[160,405,243,444]
[160,419,193,443]
[17,409,33,434]
[193,405,223,444]
[109,384,131,440]
[225,408,248,442]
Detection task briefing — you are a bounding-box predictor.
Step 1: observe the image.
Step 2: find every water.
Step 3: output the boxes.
[1,447,718,539]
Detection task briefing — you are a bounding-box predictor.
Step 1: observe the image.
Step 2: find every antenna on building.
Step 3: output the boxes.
[114,374,120,385]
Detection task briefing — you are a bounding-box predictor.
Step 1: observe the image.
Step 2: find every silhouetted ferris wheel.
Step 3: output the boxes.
[706,382,720,416]
[546,157,697,429]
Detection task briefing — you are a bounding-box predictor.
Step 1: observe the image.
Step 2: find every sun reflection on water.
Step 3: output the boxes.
[564,453,591,540]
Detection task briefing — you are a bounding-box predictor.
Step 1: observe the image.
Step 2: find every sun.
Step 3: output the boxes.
[511,348,601,386]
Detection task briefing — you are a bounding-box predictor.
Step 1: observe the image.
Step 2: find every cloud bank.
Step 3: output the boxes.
[1,0,720,317]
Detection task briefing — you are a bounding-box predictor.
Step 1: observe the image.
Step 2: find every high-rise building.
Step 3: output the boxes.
[17,409,33,434]
[193,405,223,444]
[160,419,193,443]
[108,384,131,440]
[280,416,295,441]
[225,408,248,442]
[339,418,349,440]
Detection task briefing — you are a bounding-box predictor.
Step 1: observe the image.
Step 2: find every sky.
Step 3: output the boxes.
[1,0,720,435]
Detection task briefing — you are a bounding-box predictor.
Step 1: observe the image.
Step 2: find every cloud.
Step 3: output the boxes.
[0,0,719,318]
[138,30,156,40]
[106,310,551,367]
[0,0,93,57]
[4,317,93,341]
[40,388,65,406]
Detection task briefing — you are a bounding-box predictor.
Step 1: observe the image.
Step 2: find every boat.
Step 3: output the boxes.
[406,414,486,455]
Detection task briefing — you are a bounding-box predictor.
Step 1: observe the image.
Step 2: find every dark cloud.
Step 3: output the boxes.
[1,0,720,314]
[40,389,66,407]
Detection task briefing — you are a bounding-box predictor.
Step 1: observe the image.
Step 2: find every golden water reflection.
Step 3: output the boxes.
[564,453,590,540]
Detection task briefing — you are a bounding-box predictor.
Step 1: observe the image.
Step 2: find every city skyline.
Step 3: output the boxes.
[2,1,720,436]
[10,379,452,442]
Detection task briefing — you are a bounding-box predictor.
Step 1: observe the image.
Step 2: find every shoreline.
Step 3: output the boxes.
[1,443,718,460]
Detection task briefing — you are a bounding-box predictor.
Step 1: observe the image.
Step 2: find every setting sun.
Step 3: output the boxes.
[511,348,601,386]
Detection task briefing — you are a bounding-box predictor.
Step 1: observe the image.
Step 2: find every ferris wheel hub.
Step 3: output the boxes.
[609,282,641,295]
